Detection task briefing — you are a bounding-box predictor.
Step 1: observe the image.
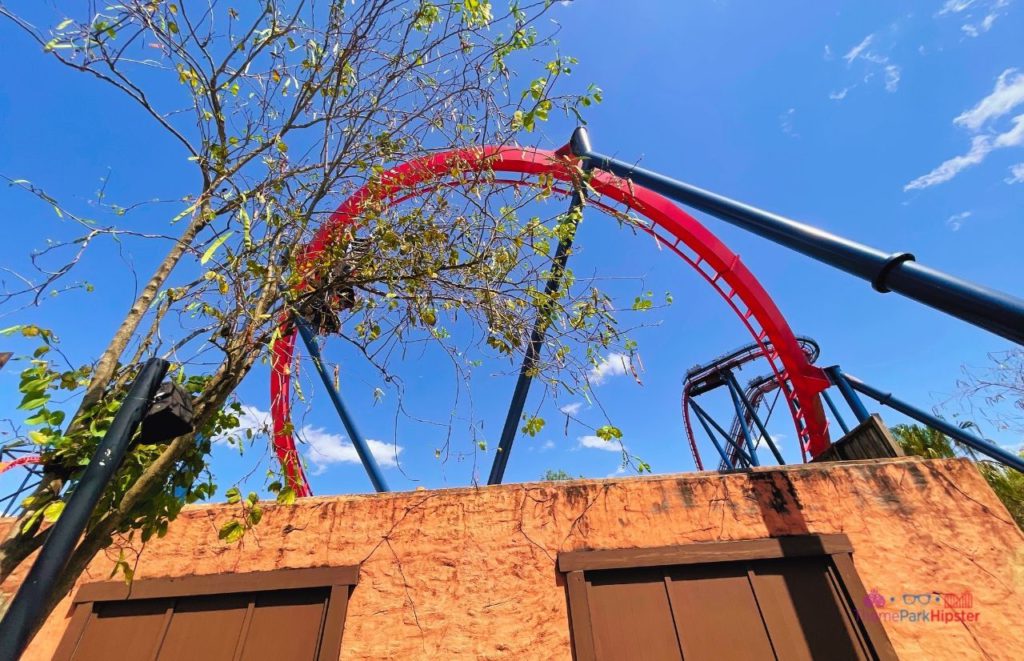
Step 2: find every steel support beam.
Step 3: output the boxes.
[691,400,755,468]
[689,401,735,470]
[725,371,785,464]
[821,389,850,435]
[488,189,586,485]
[296,318,389,492]
[825,366,871,424]
[842,373,1024,474]
[724,374,760,467]
[565,127,1024,346]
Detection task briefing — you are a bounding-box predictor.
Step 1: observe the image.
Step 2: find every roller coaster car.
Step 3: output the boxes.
[296,238,372,335]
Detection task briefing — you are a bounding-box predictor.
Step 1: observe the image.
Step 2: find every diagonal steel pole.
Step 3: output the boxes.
[564,127,1024,346]
[488,188,586,485]
[691,399,755,468]
[724,370,785,465]
[724,373,761,467]
[295,317,389,492]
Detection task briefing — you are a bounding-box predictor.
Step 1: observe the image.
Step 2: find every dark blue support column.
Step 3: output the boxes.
[691,400,754,468]
[842,373,1024,473]
[488,188,586,485]
[724,371,785,464]
[689,401,734,470]
[565,127,1024,346]
[295,318,389,492]
[821,389,851,435]
[724,373,760,467]
[825,366,871,424]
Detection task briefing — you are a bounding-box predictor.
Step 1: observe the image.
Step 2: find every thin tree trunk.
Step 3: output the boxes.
[79,203,210,413]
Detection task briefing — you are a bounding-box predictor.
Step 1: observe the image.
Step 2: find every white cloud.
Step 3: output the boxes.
[949,0,1011,36]
[823,44,833,60]
[578,435,620,452]
[1006,162,1024,183]
[541,440,555,451]
[829,87,851,101]
[213,404,271,444]
[946,210,973,231]
[906,69,1024,191]
[588,353,632,385]
[906,113,1024,190]
[606,465,628,478]
[840,35,900,93]
[779,108,798,137]
[559,402,583,416]
[216,404,402,474]
[844,34,874,64]
[938,0,977,14]
[954,69,1024,131]
[301,427,401,474]
[884,65,901,92]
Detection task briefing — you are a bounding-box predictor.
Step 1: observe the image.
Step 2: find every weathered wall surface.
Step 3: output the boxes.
[4,457,1022,660]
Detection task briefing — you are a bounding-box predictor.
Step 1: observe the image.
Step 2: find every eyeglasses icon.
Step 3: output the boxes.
[902,593,934,605]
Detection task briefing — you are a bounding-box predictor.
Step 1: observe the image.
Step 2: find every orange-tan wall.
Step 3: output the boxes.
[4,457,1023,660]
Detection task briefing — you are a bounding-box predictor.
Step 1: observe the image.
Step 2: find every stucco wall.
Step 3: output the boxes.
[4,457,1023,660]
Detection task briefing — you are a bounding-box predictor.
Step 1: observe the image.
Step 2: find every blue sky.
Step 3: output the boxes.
[1,1,1022,498]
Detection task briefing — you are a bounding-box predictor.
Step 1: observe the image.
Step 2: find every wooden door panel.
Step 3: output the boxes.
[749,558,867,661]
[586,568,682,661]
[238,588,330,661]
[665,564,776,660]
[71,598,173,661]
[157,593,250,661]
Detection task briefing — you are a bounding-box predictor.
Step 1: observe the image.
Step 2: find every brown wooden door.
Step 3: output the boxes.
[66,588,332,661]
[572,559,881,660]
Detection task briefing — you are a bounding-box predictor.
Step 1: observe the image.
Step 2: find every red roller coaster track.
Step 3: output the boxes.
[270,146,831,495]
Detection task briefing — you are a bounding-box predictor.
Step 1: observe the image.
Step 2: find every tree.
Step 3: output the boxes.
[540,469,575,481]
[954,348,1024,436]
[0,0,625,634]
[890,423,1024,528]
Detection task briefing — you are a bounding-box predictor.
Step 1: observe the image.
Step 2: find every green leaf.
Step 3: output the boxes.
[21,507,45,533]
[19,395,48,411]
[218,520,245,543]
[225,486,241,504]
[24,410,48,426]
[200,231,233,265]
[596,425,623,442]
[42,500,65,523]
[56,19,74,30]
[521,416,545,437]
[28,430,51,445]
[276,487,296,505]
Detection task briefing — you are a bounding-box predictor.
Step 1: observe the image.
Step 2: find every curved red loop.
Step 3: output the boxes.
[271,146,831,494]
[0,455,41,475]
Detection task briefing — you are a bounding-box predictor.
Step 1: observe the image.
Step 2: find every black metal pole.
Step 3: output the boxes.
[566,128,1024,346]
[842,373,1024,473]
[488,189,585,485]
[0,358,168,660]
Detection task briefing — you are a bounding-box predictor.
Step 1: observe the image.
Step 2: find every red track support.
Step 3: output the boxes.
[270,146,831,494]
